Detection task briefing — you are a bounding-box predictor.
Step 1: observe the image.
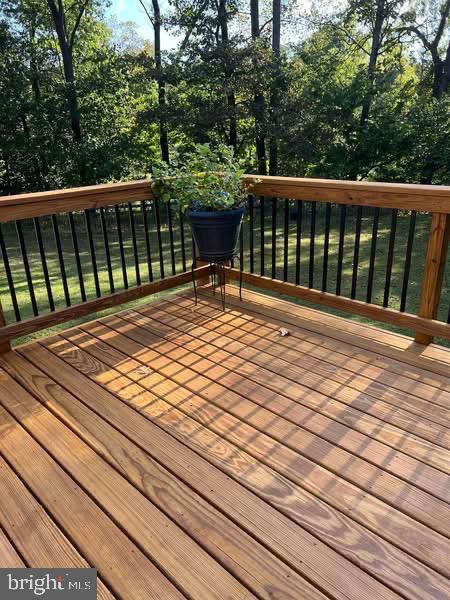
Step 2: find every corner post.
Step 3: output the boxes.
[0,298,11,353]
[415,213,449,344]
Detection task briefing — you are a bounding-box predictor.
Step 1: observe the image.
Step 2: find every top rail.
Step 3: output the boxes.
[1,176,450,222]
[245,176,450,213]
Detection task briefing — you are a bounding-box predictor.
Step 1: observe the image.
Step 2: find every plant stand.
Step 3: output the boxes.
[191,255,243,311]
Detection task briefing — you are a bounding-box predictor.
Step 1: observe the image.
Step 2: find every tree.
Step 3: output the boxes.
[400,0,450,97]
[342,0,404,128]
[218,0,237,151]
[269,0,281,175]
[250,0,267,174]
[139,0,170,162]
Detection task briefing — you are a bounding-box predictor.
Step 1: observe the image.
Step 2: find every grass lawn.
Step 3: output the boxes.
[0,201,448,347]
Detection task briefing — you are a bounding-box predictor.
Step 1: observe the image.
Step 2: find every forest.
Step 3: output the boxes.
[0,0,449,196]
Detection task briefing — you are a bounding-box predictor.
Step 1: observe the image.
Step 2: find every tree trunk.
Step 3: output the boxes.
[269,0,281,176]
[433,41,450,97]
[151,0,170,162]
[47,1,82,142]
[250,0,267,174]
[47,0,86,183]
[218,0,237,151]
[360,0,385,127]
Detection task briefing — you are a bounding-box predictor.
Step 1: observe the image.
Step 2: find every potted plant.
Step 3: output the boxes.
[151,144,257,262]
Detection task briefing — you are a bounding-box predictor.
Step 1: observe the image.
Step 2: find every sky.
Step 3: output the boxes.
[107,0,180,50]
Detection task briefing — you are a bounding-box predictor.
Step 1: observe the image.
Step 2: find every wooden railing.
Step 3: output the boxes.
[0,176,448,350]
[0,181,209,351]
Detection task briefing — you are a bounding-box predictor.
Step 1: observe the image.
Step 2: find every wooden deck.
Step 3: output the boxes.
[0,287,449,600]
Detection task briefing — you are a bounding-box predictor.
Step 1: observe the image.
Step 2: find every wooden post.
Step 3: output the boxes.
[0,298,11,353]
[415,213,449,345]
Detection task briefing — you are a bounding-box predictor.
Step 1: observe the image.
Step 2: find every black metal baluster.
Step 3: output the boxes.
[283,199,289,282]
[68,212,86,302]
[260,197,265,276]
[366,207,380,303]
[141,201,154,282]
[322,203,331,292]
[100,208,115,294]
[383,209,398,308]
[239,224,244,271]
[447,305,450,324]
[34,217,55,311]
[0,223,21,321]
[351,206,363,299]
[51,214,71,307]
[16,220,38,315]
[167,199,176,275]
[400,211,417,312]
[271,198,277,279]
[114,205,128,289]
[179,209,187,272]
[84,209,101,298]
[308,203,316,288]
[128,203,141,286]
[248,196,254,273]
[336,204,347,296]
[154,198,165,279]
[295,201,303,285]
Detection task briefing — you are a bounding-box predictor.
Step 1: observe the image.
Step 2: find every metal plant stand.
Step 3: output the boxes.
[191,254,243,311]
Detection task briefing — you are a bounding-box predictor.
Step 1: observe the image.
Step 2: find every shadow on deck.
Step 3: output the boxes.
[0,287,449,600]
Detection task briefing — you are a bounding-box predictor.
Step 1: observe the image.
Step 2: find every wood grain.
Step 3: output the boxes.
[195,288,450,403]
[38,329,449,599]
[221,284,450,378]
[136,300,450,498]
[2,176,449,222]
[7,355,323,600]
[65,320,450,540]
[165,296,450,428]
[11,346,400,600]
[0,527,25,567]
[416,213,450,344]
[0,180,155,222]
[0,364,250,600]
[0,393,181,600]
[0,457,115,599]
[244,175,450,212]
[126,306,449,472]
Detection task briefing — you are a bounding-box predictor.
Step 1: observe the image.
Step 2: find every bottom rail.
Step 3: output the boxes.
[225,268,450,344]
[0,265,211,348]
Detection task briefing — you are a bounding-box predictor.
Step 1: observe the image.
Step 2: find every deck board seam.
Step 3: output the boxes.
[126,305,450,468]
[155,298,450,437]
[0,517,29,568]
[44,327,450,587]
[0,368,190,600]
[192,290,450,409]
[9,346,294,600]
[13,345,345,600]
[110,309,450,511]
[213,286,450,381]
[81,314,450,506]
[0,401,120,599]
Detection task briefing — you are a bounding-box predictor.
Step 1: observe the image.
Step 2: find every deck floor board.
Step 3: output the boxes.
[0,289,449,600]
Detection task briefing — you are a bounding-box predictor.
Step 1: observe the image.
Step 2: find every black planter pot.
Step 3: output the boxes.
[186,207,244,262]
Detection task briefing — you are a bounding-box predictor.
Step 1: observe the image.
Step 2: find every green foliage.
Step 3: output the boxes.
[151,143,256,211]
[0,0,448,195]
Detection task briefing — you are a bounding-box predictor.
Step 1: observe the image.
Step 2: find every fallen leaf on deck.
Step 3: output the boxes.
[136,366,152,375]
